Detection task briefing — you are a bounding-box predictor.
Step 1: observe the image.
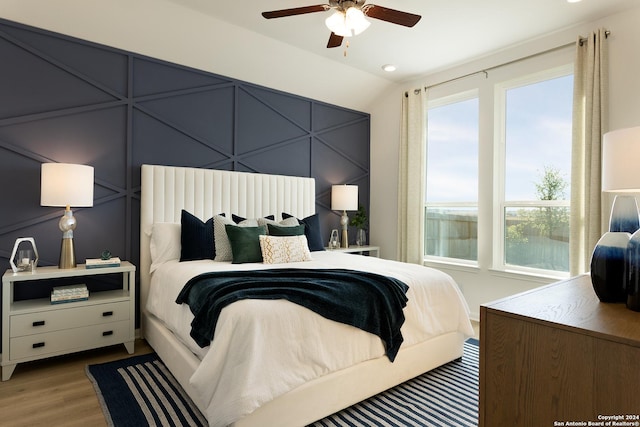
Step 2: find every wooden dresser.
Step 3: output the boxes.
[479,274,640,426]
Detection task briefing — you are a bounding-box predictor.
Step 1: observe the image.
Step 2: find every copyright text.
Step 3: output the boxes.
[554,415,640,426]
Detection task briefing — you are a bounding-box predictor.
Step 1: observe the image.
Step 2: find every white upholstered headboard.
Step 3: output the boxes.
[139,164,316,320]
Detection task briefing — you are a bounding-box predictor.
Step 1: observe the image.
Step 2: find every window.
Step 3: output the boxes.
[497,70,573,273]
[425,92,479,262]
[424,58,574,278]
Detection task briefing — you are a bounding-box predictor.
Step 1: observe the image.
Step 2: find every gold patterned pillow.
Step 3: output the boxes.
[259,235,312,264]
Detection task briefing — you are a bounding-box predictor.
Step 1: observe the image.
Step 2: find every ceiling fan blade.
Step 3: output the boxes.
[363,5,421,27]
[262,5,329,19]
[327,32,344,48]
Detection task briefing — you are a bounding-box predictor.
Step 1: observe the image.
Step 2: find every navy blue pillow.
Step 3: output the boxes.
[282,212,325,251]
[180,210,218,261]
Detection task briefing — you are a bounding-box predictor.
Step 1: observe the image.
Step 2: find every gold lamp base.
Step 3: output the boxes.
[340,210,349,248]
[341,229,349,248]
[59,237,76,269]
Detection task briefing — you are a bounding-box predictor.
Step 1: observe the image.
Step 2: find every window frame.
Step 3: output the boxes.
[493,64,574,277]
[424,89,480,266]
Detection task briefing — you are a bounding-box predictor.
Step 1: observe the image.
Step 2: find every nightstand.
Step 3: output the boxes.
[326,245,380,257]
[1,261,136,381]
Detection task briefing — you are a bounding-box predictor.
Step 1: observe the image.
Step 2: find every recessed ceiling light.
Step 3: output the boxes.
[382,64,397,72]
[567,0,582,3]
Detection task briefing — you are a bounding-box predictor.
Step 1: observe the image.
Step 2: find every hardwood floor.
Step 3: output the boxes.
[0,339,153,427]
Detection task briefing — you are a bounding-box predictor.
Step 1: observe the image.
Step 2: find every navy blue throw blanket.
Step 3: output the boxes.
[175,268,409,361]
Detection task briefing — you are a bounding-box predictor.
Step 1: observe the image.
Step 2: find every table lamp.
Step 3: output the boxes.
[41,163,94,269]
[331,184,358,248]
[600,126,640,310]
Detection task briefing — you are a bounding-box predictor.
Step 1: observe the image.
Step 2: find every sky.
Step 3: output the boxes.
[426,74,574,203]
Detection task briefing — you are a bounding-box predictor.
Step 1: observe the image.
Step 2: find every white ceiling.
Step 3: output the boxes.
[167,0,638,82]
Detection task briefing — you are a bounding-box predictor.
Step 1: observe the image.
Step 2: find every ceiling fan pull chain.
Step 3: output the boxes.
[344,40,350,57]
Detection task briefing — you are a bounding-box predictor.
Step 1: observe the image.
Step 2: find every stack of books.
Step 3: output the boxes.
[85,257,121,269]
[51,284,89,304]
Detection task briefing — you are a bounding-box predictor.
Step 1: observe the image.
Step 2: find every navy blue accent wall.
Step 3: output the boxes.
[0,19,370,336]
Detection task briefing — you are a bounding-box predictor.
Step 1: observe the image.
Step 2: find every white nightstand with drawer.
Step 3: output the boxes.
[1,261,136,381]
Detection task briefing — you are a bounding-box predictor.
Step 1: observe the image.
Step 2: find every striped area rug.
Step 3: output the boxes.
[86,340,478,427]
[311,339,479,427]
[87,353,207,427]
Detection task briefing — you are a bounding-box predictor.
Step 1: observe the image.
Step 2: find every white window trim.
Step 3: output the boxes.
[493,63,574,277]
[425,89,480,266]
[423,48,575,281]
[427,89,478,110]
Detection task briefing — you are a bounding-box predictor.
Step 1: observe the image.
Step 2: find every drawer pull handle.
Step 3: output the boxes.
[102,331,114,336]
[102,311,114,317]
[32,320,45,327]
[32,342,45,349]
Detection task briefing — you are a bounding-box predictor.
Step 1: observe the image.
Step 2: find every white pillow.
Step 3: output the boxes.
[149,222,181,272]
[259,235,312,264]
[257,217,299,227]
[214,215,258,261]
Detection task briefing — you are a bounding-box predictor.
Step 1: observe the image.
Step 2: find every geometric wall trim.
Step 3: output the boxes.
[0,18,369,333]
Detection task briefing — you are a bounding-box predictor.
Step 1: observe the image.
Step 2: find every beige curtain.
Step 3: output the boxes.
[398,88,427,264]
[570,29,609,276]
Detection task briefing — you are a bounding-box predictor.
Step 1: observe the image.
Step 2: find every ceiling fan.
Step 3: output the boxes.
[262,0,421,48]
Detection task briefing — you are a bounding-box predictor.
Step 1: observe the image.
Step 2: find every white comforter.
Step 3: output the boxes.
[146,251,474,426]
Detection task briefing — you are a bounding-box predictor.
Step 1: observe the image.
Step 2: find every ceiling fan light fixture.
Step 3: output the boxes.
[262,2,421,50]
[325,11,349,36]
[325,7,370,37]
[345,7,370,35]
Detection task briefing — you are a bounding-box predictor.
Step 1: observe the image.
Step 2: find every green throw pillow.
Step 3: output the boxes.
[225,224,267,264]
[267,223,305,236]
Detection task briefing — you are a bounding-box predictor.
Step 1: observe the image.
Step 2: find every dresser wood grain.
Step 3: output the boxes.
[479,274,640,426]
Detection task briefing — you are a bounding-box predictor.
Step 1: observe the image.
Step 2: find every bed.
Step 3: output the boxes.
[139,164,474,427]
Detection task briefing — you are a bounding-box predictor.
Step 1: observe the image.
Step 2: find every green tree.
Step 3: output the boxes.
[532,166,569,242]
[506,166,569,270]
[535,166,567,201]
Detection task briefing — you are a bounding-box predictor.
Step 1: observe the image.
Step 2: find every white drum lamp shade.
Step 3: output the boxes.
[602,126,640,192]
[331,185,358,211]
[332,185,358,248]
[41,163,94,268]
[601,127,640,233]
[41,163,94,207]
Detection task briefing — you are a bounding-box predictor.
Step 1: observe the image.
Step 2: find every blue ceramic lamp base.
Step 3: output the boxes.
[624,229,640,311]
[590,232,629,302]
[590,195,640,309]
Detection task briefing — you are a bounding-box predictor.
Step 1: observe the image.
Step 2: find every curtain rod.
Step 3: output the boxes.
[410,30,611,94]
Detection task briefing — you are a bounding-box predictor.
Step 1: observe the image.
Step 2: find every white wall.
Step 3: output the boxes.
[369,5,640,319]
[0,0,391,113]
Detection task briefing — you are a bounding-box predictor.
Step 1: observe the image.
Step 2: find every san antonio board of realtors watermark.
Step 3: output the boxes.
[554,414,640,426]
